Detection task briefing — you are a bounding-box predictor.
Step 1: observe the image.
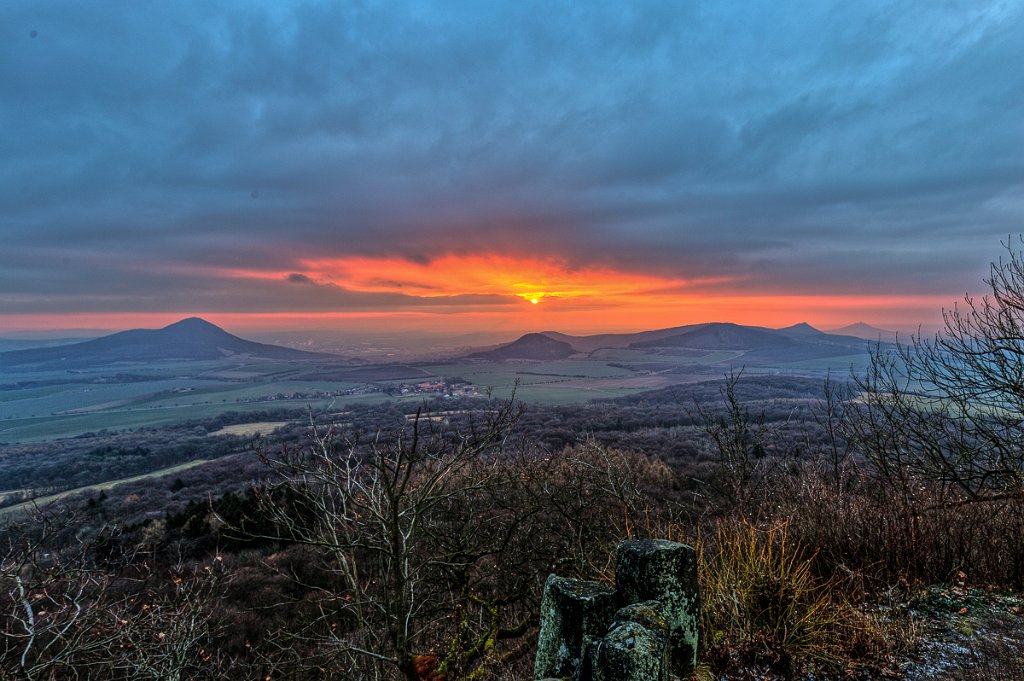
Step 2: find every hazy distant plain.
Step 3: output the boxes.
[0,348,872,443]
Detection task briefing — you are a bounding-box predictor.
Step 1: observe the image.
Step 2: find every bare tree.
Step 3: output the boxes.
[692,370,775,509]
[111,557,227,681]
[1,509,230,681]
[0,510,125,679]
[241,397,680,680]
[845,238,1024,502]
[809,373,854,483]
[529,440,677,577]
[247,400,535,680]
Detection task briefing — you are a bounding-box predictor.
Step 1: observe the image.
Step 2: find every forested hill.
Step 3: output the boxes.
[0,317,334,371]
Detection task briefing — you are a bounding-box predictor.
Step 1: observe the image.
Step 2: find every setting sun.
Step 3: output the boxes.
[289,253,696,304]
[147,252,955,333]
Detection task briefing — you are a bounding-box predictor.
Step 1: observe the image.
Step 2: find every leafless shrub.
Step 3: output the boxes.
[0,509,127,679]
[846,238,1024,504]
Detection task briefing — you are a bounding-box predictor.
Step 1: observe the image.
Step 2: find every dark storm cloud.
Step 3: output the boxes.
[2,0,1023,315]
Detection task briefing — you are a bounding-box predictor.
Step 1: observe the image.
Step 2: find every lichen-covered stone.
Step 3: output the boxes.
[615,539,699,676]
[534,574,618,680]
[586,619,668,681]
[612,600,669,634]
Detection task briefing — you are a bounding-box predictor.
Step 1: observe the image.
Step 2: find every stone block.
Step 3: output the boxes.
[615,539,699,676]
[534,574,618,680]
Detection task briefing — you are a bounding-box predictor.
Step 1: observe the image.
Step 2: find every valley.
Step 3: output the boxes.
[0,319,877,443]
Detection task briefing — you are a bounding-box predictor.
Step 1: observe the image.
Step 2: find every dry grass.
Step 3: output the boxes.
[687,461,1024,678]
[697,520,874,677]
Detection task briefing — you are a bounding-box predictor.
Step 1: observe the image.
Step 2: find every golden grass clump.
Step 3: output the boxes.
[698,520,865,677]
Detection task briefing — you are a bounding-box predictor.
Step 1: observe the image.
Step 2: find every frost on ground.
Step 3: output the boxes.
[900,586,1024,681]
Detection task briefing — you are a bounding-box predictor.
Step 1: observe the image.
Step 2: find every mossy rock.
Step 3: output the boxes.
[534,574,618,680]
[616,539,699,676]
[586,619,668,681]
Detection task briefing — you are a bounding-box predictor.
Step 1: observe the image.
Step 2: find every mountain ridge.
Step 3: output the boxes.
[469,321,885,365]
[825,322,899,342]
[0,317,335,371]
[629,322,798,350]
[539,324,708,352]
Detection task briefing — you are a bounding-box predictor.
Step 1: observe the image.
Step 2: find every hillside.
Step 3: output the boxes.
[826,321,899,342]
[545,321,871,354]
[540,324,707,352]
[467,333,577,360]
[467,321,881,366]
[630,322,797,351]
[624,321,875,364]
[0,317,333,371]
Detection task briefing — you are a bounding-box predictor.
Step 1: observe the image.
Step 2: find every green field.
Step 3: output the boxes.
[424,358,636,384]
[0,378,211,418]
[0,356,411,441]
[0,347,874,443]
[0,393,395,443]
[775,354,873,372]
[481,383,655,404]
[587,348,743,365]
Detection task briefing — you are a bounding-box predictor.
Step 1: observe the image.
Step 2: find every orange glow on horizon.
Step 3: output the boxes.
[1,293,952,335]
[1,253,955,334]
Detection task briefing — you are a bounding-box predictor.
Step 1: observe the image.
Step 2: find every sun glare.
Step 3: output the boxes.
[292,254,689,305]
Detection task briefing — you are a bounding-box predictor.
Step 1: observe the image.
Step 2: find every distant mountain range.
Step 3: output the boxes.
[0,317,896,371]
[824,322,899,342]
[0,317,333,371]
[468,321,885,363]
[630,323,796,351]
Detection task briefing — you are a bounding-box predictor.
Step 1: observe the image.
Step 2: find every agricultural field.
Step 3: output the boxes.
[207,421,291,437]
[587,348,744,365]
[0,357,400,443]
[0,347,873,444]
[775,353,874,373]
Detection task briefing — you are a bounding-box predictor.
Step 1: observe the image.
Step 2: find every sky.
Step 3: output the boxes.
[2,1,1023,336]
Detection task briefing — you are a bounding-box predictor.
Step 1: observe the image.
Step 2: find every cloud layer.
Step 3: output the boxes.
[2,1,1023,331]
